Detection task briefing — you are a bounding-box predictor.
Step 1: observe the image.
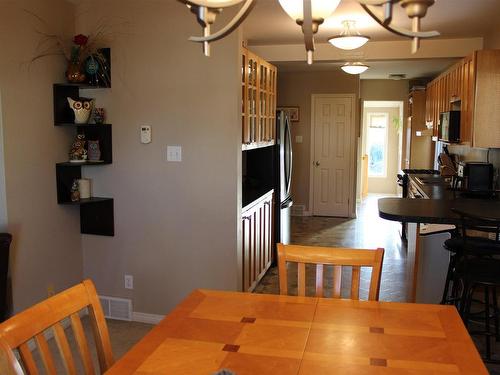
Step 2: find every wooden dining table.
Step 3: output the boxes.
[105,289,487,374]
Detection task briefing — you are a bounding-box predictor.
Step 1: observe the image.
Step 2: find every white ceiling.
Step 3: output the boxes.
[242,0,500,45]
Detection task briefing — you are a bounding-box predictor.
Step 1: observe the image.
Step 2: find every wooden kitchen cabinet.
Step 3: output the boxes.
[408,90,433,169]
[241,190,274,291]
[425,49,500,147]
[241,46,277,150]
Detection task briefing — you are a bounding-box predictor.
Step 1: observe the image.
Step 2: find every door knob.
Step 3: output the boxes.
[314,161,320,167]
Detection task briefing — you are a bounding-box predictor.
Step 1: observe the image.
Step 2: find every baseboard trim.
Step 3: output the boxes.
[132,312,163,325]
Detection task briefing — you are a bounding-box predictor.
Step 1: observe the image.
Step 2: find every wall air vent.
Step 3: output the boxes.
[389,73,406,80]
[99,295,132,321]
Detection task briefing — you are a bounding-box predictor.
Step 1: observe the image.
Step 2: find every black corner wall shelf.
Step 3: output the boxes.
[53,54,114,236]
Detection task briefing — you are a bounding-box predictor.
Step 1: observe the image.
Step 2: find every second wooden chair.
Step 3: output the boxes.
[0,279,114,375]
[277,243,384,300]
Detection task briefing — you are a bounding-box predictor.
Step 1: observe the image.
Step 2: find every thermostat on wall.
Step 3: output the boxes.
[141,125,151,144]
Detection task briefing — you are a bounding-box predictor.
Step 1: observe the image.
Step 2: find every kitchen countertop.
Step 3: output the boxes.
[380,173,500,224]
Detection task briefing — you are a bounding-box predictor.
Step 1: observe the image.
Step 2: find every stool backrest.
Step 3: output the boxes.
[452,208,500,243]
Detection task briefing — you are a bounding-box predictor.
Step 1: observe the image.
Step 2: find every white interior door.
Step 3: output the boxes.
[312,95,353,217]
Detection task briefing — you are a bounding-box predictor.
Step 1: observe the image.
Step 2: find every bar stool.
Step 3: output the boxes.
[451,209,500,363]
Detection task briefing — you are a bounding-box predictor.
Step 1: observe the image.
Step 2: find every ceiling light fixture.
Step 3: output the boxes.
[328,20,370,50]
[181,0,439,62]
[278,0,341,65]
[341,62,369,75]
[358,0,439,53]
[181,0,256,57]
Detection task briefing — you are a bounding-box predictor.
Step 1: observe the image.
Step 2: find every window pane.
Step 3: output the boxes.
[367,114,388,177]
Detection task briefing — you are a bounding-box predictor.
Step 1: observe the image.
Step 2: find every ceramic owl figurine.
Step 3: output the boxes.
[67,97,94,124]
[69,134,87,162]
[87,140,101,161]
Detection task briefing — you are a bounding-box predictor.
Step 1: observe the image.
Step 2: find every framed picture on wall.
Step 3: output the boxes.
[278,106,300,122]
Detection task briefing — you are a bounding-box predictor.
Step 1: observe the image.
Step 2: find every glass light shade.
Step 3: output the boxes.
[278,0,341,21]
[341,62,369,75]
[329,35,369,50]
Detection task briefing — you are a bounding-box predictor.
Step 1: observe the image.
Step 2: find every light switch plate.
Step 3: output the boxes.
[167,146,182,162]
[295,135,303,143]
[140,125,151,144]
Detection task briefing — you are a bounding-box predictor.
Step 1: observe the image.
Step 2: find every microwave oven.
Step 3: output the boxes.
[439,111,460,143]
[458,161,494,194]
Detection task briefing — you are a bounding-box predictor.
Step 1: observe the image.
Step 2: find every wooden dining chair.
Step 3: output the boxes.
[0,279,114,375]
[277,243,385,300]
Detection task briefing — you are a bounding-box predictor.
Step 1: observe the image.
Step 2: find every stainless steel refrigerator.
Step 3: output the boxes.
[275,110,293,245]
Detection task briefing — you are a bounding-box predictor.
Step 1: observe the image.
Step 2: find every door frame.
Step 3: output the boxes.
[309,94,357,218]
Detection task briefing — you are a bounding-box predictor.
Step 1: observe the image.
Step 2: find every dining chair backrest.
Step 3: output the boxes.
[0,279,114,375]
[277,243,384,300]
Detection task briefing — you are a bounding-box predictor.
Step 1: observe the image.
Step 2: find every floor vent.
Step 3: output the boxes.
[291,205,305,216]
[99,296,132,321]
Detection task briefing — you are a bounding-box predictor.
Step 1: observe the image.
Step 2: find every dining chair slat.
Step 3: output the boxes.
[18,343,38,375]
[277,244,384,301]
[333,266,342,298]
[297,262,306,296]
[351,266,361,300]
[53,322,78,375]
[35,333,57,375]
[86,281,115,373]
[70,313,96,375]
[315,264,324,297]
[278,251,288,295]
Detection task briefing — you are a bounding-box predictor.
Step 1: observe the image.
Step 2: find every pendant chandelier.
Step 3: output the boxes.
[328,20,370,50]
[180,0,439,63]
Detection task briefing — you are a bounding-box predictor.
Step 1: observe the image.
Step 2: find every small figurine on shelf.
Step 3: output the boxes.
[69,134,87,163]
[67,97,94,124]
[93,108,106,124]
[87,140,101,162]
[70,180,80,202]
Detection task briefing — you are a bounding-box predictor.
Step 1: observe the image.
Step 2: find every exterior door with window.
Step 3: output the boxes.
[312,95,354,217]
[365,107,400,194]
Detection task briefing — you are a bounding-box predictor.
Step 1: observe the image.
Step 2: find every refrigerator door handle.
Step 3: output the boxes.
[285,117,293,196]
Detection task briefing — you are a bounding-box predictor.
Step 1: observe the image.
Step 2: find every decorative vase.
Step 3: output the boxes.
[66,61,86,83]
[87,140,101,161]
[67,97,94,124]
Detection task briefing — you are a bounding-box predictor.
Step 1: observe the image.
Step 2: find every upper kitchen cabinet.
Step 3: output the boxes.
[425,50,500,148]
[241,47,277,150]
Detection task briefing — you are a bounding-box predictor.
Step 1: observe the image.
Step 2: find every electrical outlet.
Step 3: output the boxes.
[124,275,134,290]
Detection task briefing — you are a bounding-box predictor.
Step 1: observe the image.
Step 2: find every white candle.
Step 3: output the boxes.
[78,179,91,199]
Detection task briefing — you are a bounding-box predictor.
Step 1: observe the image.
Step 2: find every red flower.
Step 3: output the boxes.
[73,34,89,46]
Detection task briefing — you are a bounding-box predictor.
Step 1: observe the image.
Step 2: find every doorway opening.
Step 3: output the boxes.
[359,101,403,198]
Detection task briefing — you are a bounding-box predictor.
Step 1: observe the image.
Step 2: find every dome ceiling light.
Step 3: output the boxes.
[328,20,370,50]
[180,0,440,62]
[341,62,369,75]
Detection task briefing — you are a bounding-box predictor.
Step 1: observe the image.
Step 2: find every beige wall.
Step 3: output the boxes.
[75,1,241,315]
[0,0,83,313]
[364,107,400,194]
[277,71,359,214]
